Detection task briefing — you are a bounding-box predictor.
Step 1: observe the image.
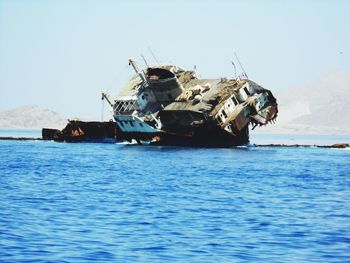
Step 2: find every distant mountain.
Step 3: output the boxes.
[255,71,350,135]
[0,105,66,129]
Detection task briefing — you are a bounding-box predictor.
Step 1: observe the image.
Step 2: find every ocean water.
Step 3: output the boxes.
[1,134,350,262]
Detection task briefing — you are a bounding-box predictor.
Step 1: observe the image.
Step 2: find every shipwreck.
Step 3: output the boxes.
[102,59,278,146]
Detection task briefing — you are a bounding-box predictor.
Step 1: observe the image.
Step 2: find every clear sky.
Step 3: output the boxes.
[0,0,349,119]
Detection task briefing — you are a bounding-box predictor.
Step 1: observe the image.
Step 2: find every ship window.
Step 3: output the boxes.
[142,95,145,100]
[119,122,124,127]
[244,87,250,96]
[217,116,223,124]
[228,104,231,108]
[232,95,239,105]
[139,123,143,127]
[130,121,134,127]
[222,110,228,118]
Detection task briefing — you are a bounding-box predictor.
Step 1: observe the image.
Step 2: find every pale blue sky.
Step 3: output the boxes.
[1,0,349,119]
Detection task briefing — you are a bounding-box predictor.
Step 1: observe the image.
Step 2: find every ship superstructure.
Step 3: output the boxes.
[102,59,278,146]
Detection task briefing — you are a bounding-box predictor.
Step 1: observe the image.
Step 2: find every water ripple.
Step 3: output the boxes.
[0,141,350,262]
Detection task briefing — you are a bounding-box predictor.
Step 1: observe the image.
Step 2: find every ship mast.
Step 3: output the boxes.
[101,92,114,107]
[234,53,249,79]
[128,59,147,83]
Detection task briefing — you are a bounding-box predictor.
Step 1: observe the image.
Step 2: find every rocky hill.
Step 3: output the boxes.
[255,70,350,135]
[0,105,66,129]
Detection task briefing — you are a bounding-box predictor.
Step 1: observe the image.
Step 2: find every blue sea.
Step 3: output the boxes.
[1,130,350,262]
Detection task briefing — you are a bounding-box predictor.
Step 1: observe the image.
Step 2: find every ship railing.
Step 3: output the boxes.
[114,100,137,113]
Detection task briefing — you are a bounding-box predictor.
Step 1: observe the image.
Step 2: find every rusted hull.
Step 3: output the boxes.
[43,120,119,143]
[118,125,250,147]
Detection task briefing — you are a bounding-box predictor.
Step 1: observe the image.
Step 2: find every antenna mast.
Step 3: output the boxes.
[140,54,149,68]
[234,53,248,79]
[101,96,104,121]
[148,47,160,65]
[231,61,238,79]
